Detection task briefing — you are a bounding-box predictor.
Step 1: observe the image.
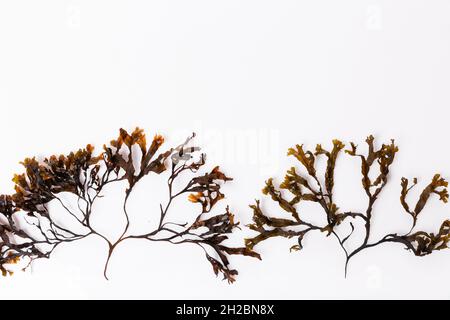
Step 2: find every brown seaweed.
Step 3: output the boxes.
[0,128,259,282]
[246,136,450,276]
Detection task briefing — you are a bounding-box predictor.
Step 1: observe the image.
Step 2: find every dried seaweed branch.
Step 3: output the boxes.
[246,135,450,276]
[0,128,259,282]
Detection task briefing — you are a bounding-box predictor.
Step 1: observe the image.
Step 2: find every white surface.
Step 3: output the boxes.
[0,0,450,299]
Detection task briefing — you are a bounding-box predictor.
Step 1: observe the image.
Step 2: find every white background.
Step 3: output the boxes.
[1,0,450,299]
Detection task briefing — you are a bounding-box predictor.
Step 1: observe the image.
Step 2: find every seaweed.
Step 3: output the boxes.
[246,135,450,275]
[0,128,259,282]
